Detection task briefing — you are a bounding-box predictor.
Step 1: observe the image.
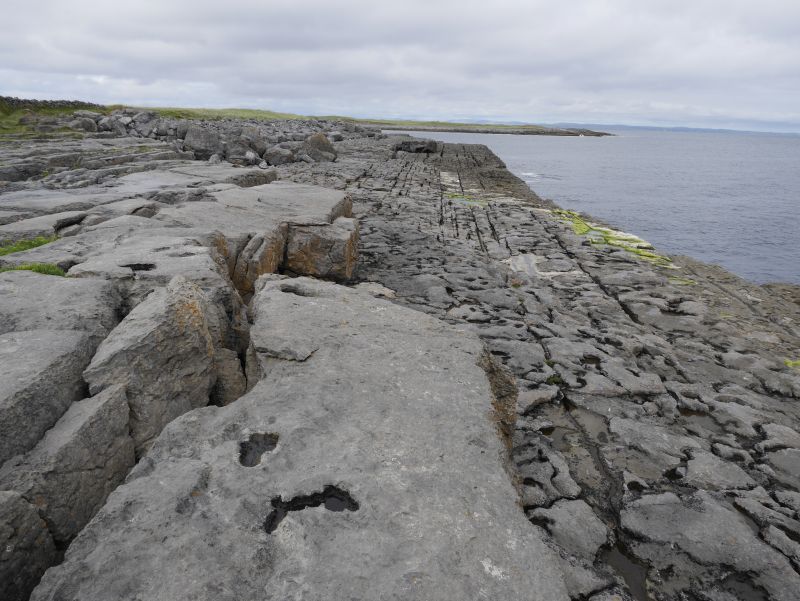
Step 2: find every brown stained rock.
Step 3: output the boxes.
[83,277,218,456]
[284,217,358,282]
[231,224,288,297]
[301,132,337,162]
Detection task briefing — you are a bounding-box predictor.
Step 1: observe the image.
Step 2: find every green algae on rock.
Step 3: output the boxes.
[552,208,675,268]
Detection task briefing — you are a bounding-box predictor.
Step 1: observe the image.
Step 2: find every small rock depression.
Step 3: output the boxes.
[238,432,279,467]
[263,485,359,533]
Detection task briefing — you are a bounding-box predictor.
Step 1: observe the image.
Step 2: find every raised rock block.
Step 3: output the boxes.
[0,385,134,543]
[31,278,568,601]
[0,491,57,601]
[301,132,337,162]
[0,329,94,465]
[182,125,223,160]
[285,217,358,281]
[83,277,218,456]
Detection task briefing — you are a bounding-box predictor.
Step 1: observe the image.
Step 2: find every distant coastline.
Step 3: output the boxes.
[0,97,611,138]
[376,122,611,136]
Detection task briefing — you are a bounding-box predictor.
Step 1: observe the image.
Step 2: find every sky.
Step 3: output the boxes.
[2,0,800,132]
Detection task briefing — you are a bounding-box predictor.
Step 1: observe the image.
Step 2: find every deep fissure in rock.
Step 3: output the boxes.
[263,485,359,534]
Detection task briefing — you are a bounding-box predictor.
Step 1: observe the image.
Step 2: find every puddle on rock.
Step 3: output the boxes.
[599,543,651,601]
[239,433,279,467]
[264,485,359,533]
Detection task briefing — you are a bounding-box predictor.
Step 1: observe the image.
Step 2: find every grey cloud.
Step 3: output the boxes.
[1,0,799,131]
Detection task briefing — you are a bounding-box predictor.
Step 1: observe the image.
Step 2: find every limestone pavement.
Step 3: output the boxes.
[0,108,798,601]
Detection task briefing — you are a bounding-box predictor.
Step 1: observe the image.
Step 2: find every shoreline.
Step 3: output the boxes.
[387,128,799,287]
[1,109,798,601]
[380,123,612,136]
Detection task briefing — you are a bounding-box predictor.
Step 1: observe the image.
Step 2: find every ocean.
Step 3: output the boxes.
[388,128,800,285]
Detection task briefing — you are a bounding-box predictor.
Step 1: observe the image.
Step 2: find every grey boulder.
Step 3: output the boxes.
[0,491,57,601]
[0,329,94,465]
[285,216,359,281]
[183,125,224,160]
[301,132,337,162]
[68,117,97,133]
[83,276,219,455]
[263,144,294,165]
[0,385,134,543]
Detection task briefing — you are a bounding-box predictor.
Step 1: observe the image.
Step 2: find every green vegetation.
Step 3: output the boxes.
[140,106,560,132]
[3,97,585,136]
[551,209,674,268]
[0,235,58,256]
[0,98,106,137]
[0,263,65,276]
[669,276,697,286]
[785,359,800,369]
[135,106,303,122]
[545,374,564,386]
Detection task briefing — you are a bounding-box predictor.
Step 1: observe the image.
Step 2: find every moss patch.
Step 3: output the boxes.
[551,209,674,268]
[785,359,800,369]
[0,235,57,256]
[0,263,65,276]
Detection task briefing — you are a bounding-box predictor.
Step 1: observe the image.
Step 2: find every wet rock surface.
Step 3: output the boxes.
[1,108,799,600]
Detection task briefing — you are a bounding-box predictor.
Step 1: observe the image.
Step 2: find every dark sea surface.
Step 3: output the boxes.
[387,129,800,284]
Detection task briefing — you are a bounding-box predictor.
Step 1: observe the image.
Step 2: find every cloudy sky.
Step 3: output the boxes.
[2,0,799,131]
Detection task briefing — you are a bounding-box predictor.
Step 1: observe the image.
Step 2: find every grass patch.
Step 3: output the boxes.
[0,235,57,256]
[0,98,108,136]
[551,209,674,268]
[785,359,800,369]
[131,106,305,122]
[0,263,65,276]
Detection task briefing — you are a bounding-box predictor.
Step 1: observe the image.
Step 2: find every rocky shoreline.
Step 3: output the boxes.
[1,104,798,601]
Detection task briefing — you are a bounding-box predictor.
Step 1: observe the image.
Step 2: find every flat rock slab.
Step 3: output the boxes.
[0,329,94,465]
[0,210,86,244]
[0,384,134,543]
[33,277,568,601]
[0,270,120,343]
[169,163,277,187]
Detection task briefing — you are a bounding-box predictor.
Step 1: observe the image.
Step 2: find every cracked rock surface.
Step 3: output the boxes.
[1,109,799,601]
[281,135,800,600]
[32,277,568,601]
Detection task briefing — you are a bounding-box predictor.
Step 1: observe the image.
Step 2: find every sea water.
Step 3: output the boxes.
[388,129,800,284]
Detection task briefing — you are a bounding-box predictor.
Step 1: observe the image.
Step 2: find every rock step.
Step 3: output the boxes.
[1,155,365,598]
[30,277,569,601]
